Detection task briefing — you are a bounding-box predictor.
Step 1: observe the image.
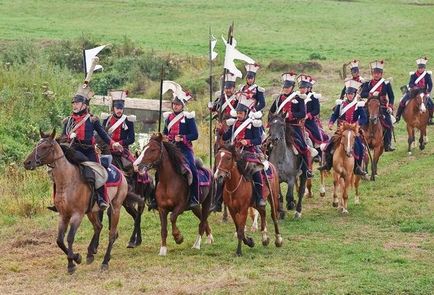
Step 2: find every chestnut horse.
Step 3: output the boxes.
[214,145,283,256]
[402,88,430,155]
[332,123,361,214]
[134,133,213,256]
[23,130,128,273]
[362,97,384,181]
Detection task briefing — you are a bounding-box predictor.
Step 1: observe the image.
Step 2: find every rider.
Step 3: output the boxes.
[221,99,266,207]
[239,63,266,113]
[340,60,365,99]
[360,60,396,152]
[209,72,239,120]
[270,73,314,179]
[395,57,433,125]
[318,79,368,177]
[163,93,199,209]
[62,87,123,210]
[102,90,136,171]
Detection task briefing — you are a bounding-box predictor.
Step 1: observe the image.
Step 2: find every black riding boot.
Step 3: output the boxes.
[211,182,223,212]
[318,150,333,172]
[96,186,109,210]
[395,104,404,123]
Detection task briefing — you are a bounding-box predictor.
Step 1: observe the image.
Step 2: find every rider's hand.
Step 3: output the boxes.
[240,139,248,146]
[328,123,333,130]
[216,122,223,129]
[386,107,393,114]
[174,135,184,142]
[112,142,123,152]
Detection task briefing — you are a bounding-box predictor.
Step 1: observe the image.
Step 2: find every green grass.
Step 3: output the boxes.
[1,0,434,294]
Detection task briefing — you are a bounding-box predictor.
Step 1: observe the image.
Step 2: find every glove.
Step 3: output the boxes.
[372,91,379,97]
[112,142,123,152]
[207,102,214,109]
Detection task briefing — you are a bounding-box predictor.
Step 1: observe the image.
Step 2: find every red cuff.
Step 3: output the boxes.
[182,135,188,144]
[245,139,251,146]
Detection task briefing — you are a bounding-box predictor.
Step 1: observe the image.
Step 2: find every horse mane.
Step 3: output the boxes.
[268,113,295,147]
[149,134,185,176]
[220,144,253,181]
[332,123,358,148]
[408,87,424,100]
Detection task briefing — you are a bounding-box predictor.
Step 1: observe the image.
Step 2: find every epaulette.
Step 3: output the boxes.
[384,80,390,85]
[226,118,236,126]
[298,93,307,100]
[90,115,99,123]
[335,99,343,105]
[313,92,322,99]
[252,119,263,128]
[230,109,237,118]
[427,71,432,75]
[359,77,365,83]
[62,116,70,124]
[184,111,195,119]
[385,77,393,84]
[305,97,312,103]
[126,115,137,122]
[409,71,415,76]
[356,101,365,108]
[162,111,171,120]
[257,86,265,92]
[249,111,263,119]
[100,112,110,120]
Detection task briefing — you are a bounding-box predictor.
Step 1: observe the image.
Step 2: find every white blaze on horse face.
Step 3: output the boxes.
[214,151,226,178]
[347,132,352,154]
[133,146,148,166]
[420,102,427,113]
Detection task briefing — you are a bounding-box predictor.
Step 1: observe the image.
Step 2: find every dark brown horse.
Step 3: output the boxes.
[362,97,384,181]
[214,145,282,256]
[23,130,128,273]
[134,133,213,255]
[402,88,430,155]
[332,123,361,214]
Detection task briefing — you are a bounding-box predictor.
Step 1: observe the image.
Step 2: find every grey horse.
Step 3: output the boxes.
[267,113,307,219]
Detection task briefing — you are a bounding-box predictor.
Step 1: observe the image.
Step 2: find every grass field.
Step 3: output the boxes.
[1,0,434,294]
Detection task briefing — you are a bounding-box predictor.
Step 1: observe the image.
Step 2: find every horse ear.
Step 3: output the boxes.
[50,128,56,140]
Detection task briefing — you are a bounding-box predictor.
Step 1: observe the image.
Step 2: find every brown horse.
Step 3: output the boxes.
[402,88,430,155]
[214,145,282,256]
[362,97,384,181]
[134,133,213,255]
[332,123,361,214]
[23,129,128,273]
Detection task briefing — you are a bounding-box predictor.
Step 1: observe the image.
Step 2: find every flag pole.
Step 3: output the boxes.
[158,65,164,133]
[82,48,87,79]
[208,26,213,169]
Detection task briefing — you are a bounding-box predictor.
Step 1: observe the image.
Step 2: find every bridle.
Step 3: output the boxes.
[139,139,164,170]
[34,138,64,168]
[215,149,245,194]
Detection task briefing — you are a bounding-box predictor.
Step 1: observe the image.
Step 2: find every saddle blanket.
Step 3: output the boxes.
[106,164,122,187]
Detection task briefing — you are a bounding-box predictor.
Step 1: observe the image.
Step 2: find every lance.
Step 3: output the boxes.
[158,65,164,133]
[209,26,214,169]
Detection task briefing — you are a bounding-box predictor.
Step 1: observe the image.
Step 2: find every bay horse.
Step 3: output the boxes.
[268,113,307,219]
[362,97,384,181]
[134,133,213,256]
[23,129,128,273]
[332,123,361,214]
[214,145,282,256]
[402,88,430,155]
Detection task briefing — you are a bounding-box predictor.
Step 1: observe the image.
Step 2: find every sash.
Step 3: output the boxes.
[107,115,127,135]
[415,71,427,84]
[276,92,298,114]
[70,114,91,133]
[242,84,257,93]
[167,112,184,132]
[339,100,358,117]
[231,119,252,144]
[221,94,236,111]
[369,78,385,94]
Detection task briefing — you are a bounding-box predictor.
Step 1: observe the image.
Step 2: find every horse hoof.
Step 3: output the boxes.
[67,265,76,274]
[341,209,349,215]
[175,235,184,245]
[159,246,167,256]
[419,145,425,151]
[100,264,109,271]
[262,238,270,247]
[206,234,214,244]
[245,237,255,248]
[320,192,325,198]
[278,211,286,220]
[251,226,258,232]
[370,175,376,181]
[74,253,82,264]
[294,211,302,219]
[408,152,412,156]
[86,255,94,265]
[287,202,296,211]
[354,199,360,205]
[127,242,136,248]
[275,235,283,247]
[332,202,338,208]
[236,251,242,257]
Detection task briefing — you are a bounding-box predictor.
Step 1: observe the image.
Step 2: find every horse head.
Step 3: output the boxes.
[133,133,164,172]
[268,113,286,144]
[367,97,381,125]
[24,128,59,170]
[214,145,238,183]
[339,123,358,158]
[408,87,426,113]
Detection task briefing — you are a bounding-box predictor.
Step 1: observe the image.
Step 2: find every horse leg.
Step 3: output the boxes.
[123,203,139,248]
[419,127,426,150]
[354,175,361,205]
[268,189,283,248]
[86,211,102,264]
[256,206,269,246]
[294,175,306,219]
[341,176,351,214]
[101,205,120,271]
[170,207,184,245]
[236,211,254,250]
[286,177,296,211]
[332,172,339,208]
[66,214,83,274]
[191,206,203,250]
[250,208,259,232]
[320,170,326,198]
[201,188,213,244]
[56,216,69,266]
[226,206,243,256]
[222,204,228,222]
[158,209,169,256]
[304,178,313,198]
[135,201,145,246]
[278,188,286,220]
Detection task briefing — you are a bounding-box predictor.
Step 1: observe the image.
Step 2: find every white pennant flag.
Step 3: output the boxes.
[84,45,107,74]
[222,36,254,78]
[210,35,218,60]
[162,80,191,103]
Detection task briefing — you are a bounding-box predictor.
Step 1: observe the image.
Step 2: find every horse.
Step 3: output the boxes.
[95,135,156,249]
[214,145,283,256]
[331,123,361,214]
[267,113,307,219]
[134,133,213,255]
[402,88,430,155]
[362,97,384,181]
[23,129,129,273]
